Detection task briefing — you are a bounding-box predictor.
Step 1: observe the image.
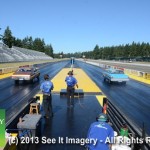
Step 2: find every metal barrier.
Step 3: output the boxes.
[107,99,150,150]
[0,67,18,74]
[147,74,150,79]
[0,69,2,75]
[86,60,150,80]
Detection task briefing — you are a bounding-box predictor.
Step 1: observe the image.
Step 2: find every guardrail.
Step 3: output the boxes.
[85,61,150,80]
[124,69,150,79]
[107,99,150,150]
[0,59,68,75]
[0,67,18,74]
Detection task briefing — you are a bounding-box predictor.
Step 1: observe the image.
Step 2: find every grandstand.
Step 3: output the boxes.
[0,43,53,63]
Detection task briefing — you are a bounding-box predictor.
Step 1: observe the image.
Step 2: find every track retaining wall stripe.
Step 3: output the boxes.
[0,72,14,80]
[85,61,150,85]
[125,73,150,84]
[96,95,106,107]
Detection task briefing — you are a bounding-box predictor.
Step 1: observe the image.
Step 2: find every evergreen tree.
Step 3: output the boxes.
[22,36,33,49]
[13,37,23,47]
[2,26,13,48]
[33,38,45,52]
[93,45,100,59]
[0,27,3,40]
[44,44,54,57]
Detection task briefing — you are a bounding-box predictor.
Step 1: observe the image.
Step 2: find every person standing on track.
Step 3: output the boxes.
[65,71,78,106]
[87,113,114,150]
[40,74,54,118]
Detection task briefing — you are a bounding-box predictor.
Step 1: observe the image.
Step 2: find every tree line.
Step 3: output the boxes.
[1,26,150,60]
[0,26,54,57]
[64,42,150,61]
[85,42,150,61]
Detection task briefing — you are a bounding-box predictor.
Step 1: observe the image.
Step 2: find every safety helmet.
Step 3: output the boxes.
[44,74,49,80]
[97,113,107,122]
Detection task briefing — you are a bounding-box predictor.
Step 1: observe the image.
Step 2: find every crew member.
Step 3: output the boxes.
[87,113,114,150]
[65,71,78,101]
[40,74,54,118]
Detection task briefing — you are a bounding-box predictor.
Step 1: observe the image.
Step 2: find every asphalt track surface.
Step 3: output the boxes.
[0,60,68,125]
[77,60,150,135]
[35,95,101,150]
[0,60,150,137]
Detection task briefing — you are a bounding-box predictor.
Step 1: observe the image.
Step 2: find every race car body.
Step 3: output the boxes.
[12,65,40,84]
[103,68,129,84]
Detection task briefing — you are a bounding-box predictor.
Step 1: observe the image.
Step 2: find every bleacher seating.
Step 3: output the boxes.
[0,43,53,62]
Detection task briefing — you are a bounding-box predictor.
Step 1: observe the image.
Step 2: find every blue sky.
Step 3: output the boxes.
[0,0,150,53]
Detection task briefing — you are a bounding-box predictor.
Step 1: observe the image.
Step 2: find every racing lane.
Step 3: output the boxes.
[77,60,150,135]
[0,60,69,125]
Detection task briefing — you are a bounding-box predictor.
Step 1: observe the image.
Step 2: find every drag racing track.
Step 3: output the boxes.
[0,60,68,126]
[77,60,150,135]
[0,59,150,137]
